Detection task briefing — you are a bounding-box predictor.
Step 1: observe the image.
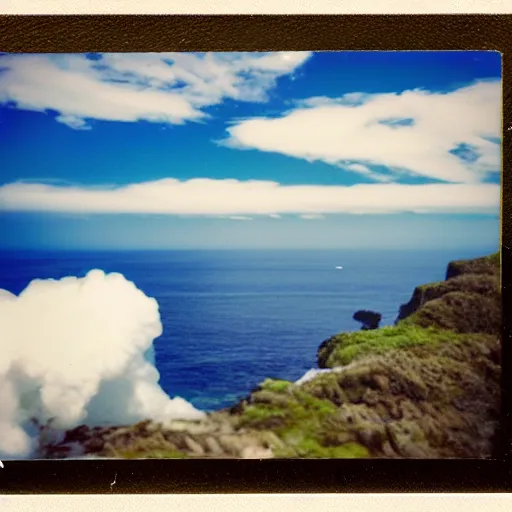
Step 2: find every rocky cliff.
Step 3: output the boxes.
[39,252,502,459]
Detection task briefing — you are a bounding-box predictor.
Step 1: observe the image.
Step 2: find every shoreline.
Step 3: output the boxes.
[28,251,500,460]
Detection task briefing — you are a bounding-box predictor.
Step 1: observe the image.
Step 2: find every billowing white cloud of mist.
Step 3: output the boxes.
[0,270,204,460]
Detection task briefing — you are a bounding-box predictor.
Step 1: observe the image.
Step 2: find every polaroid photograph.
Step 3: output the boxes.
[0,48,502,462]
[0,14,509,494]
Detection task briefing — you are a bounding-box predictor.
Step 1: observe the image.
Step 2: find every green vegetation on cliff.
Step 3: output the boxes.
[396,253,500,324]
[234,379,370,458]
[446,252,500,280]
[303,250,501,458]
[232,250,501,459]
[394,252,501,335]
[230,314,500,458]
[317,324,468,368]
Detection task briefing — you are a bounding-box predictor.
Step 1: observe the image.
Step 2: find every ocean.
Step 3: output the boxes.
[0,247,494,411]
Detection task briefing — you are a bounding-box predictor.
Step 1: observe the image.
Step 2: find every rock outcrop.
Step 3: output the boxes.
[396,253,501,325]
[38,252,502,459]
[37,415,277,459]
[353,310,382,330]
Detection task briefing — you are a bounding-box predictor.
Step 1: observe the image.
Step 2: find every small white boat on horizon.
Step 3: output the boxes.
[335,266,343,270]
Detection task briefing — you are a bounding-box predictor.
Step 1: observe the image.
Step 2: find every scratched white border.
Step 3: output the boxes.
[1,494,512,511]
[1,0,511,15]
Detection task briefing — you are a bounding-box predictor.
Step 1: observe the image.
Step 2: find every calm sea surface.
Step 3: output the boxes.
[0,248,494,410]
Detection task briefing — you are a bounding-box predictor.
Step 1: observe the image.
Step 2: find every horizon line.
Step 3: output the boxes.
[0,246,499,253]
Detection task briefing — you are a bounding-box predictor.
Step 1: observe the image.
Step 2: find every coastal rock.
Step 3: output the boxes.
[38,411,281,459]
[204,436,223,455]
[184,436,205,456]
[310,252,501,458]
[407,290,501,335]
[241,445,273,459]
[395,271,500,325]
[446,252,500,280]
[353,310,382,330]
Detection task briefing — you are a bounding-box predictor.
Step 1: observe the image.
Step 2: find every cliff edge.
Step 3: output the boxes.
[39,252,502,459]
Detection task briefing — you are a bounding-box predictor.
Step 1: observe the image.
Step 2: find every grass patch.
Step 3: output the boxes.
[276,433,370,458]
[293,389,338,416]
[261,379,293,393]
[237,381,346,457]
[239,404,288,425]
[320,323,463,368]
[239,387,337,429]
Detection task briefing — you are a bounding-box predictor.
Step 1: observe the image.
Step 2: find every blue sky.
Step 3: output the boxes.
[0,51,502,250]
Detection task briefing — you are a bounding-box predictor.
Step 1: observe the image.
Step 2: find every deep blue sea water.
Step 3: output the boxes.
[0,248,495,411]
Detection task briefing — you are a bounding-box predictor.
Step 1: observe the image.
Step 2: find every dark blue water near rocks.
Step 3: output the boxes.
[0,248,494,410]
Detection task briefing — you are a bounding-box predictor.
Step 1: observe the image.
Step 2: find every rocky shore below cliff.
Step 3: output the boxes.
[37,252,501,459]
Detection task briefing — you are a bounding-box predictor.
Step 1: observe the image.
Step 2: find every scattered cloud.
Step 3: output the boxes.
[224,80,501,184]
[54,115,91,130]
[227,215,253,221]
[343,163,394,183]
[300,214,325,220]
[0,178,499,216]
[0,52,312,129]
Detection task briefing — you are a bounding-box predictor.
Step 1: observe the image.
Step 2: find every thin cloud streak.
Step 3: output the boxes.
[0,178,500,216]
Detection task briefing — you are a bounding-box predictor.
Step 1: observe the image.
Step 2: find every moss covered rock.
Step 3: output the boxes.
[318,323,477,368]
[228,321,500,458]
[314,333,499,457]
[406,291,501,335]
[231,378,371,458]
[311,251,501,458]
[446,252,500,280]
[396,273,500,324]
[395,252,500,334]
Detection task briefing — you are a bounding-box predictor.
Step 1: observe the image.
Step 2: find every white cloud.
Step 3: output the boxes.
[225,80,501,184]
[0,178,500,216]
[344,163,394,183]
[54,115,91,130]
[0,52,312,128]
[300,214,325,220]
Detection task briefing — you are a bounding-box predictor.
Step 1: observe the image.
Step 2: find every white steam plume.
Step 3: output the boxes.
[0,270,204,460]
